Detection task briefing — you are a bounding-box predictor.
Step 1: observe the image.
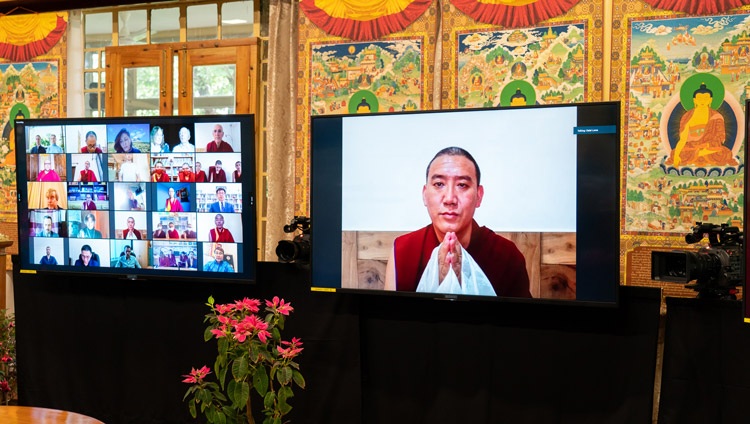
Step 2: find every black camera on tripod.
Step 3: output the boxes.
[651,222,744,300]
[275,216,311,264]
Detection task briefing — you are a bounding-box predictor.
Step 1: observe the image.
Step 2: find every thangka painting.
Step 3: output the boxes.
[0,61,60,222]
[309,39,424,115]
[456,23,587,108]
[624,14,749,235]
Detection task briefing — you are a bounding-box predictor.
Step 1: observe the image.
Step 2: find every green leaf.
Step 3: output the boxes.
[232,356,249,379]
[188,400,197,418]
[249,342,261,361]
[227,380,250,409]
[221,405,234,418]
[218,364,228,389]
[277,366,293,385]
[292,370,306,389]
[212,391,227,403]
[278,385,293,406]
[197,388,212,404]
[272,327,281,341]
[279,401,292,415]
[254,365,269,396]
[204,326,215,342]
[208,295,215,306]
[206,406,217,423]
[263,391,276,409]
[218,337,229,358]
[260,349,274,362]
[215,410,226,424]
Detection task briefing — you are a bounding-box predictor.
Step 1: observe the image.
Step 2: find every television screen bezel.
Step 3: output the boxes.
[14,114,257,284]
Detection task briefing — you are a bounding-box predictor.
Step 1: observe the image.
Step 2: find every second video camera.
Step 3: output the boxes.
[651,222,744,300]
[275,216,311,264]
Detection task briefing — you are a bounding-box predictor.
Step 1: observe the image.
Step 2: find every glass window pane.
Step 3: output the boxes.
[118,10,148,46]
[124,67,160,116]
[187,4,218,42]
[152,7,180,44]
[85,73,104,118]
[192,64,236,115]
[84,51,100,70]
[84,72,101,88]
[222,1,253,39]
[85,12,113,48]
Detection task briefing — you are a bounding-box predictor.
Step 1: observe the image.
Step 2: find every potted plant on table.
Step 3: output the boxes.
[183,296,305,424]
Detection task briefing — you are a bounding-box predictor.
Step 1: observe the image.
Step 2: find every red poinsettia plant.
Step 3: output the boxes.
[183,296,305,424]
[0,308,16,405]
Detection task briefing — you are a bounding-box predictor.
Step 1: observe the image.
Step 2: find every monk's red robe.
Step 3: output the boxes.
[394,220,531,297]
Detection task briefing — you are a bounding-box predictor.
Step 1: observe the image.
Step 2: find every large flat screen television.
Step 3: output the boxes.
[310,102,621,305]
[15,114,256,282]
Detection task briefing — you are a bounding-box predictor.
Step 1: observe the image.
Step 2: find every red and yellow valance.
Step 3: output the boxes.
[0,13,68,62]
[641,0,750,14]
[451,0,581,28]
[299,0,433,41]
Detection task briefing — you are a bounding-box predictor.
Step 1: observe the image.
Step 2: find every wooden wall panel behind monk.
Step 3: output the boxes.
[339,231,576,300]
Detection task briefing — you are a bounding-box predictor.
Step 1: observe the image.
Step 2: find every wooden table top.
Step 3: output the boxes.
[0,406,105,423]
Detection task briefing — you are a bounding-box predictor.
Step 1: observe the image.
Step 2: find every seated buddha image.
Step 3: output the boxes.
[509,88,527,106]
[665,83,737,168]
[697,52,712,70]
[356,97,371,113]
[511,62,526,79]
[14,84,26,102]
[471,74,483,92]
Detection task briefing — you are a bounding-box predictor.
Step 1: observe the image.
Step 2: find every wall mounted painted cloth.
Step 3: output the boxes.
[451,0,581,28]
[641,0,750,14]
[299,0,433,41]
[0,13,67,62]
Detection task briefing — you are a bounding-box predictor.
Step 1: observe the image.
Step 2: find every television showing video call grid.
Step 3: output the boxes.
[15,115,256,282]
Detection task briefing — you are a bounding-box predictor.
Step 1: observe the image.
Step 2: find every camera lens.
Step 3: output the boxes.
[276,235,310,263]
[276,240,298,262]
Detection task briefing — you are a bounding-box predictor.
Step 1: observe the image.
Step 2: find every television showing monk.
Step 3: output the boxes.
[313,103,623,304]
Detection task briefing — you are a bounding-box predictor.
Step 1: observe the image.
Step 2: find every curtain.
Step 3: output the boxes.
[0,13,67,62]
[451,0,581,28]
[641,0,750,14]
[28,182,67,210]
[299,0,433,40]
[265,0,298,261]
